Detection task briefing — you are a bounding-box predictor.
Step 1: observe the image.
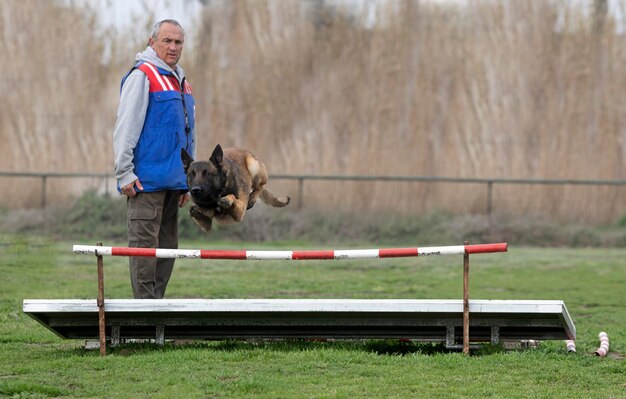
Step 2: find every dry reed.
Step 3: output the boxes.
[2,0,626,223]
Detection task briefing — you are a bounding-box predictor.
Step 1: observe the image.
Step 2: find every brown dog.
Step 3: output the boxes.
[181,144,290,232]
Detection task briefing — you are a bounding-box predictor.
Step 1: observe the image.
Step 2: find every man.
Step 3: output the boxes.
[113,19,196,299]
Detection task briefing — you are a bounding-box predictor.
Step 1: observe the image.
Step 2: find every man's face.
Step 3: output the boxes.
[149,23,184,69]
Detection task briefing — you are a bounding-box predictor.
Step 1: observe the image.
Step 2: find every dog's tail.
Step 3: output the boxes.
[259,188,290,208]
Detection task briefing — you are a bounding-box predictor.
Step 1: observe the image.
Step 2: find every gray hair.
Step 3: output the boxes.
[151,19,185,40]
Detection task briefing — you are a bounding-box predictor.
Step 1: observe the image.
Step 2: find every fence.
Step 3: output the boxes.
[0,172,112,208]
[2,171,626,214]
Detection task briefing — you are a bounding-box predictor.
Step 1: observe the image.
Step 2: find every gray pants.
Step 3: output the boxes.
[127,191,180,299]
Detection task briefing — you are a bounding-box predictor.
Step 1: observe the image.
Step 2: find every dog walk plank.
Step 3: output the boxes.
[23,299,575,344]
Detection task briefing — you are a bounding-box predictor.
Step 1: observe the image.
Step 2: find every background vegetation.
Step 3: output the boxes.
[3,189,626,247]
[2,0,626,224]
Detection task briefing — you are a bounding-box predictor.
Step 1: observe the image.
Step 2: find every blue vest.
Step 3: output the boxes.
[120,61,196,192]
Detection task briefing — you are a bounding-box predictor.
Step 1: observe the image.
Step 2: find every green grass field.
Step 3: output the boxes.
[1,236,624,398]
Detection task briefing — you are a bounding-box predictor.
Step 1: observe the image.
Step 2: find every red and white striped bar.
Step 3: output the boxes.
[73,243,507,260]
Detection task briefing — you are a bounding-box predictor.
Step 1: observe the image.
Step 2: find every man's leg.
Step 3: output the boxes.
[127,191,165,299]
[153,190,180,299]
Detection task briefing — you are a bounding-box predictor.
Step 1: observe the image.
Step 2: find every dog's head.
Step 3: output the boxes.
[181,144,227,207]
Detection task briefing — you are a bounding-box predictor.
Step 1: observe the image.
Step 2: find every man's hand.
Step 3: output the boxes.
[121,180,144,197]
[179,192,191,207]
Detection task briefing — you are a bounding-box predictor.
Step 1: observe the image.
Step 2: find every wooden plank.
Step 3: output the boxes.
[23,299,575,344]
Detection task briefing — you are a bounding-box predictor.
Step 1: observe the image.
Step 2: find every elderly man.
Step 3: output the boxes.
[113,19,196,299]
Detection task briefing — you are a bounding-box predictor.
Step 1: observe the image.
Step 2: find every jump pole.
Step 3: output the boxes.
[75,242,507,353]
[73,243,508,260]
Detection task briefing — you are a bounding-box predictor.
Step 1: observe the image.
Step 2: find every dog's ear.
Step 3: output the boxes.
[210,144,223,167]
[181,148,194,172]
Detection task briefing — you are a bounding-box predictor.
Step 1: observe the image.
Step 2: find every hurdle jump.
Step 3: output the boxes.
[23,242,576,356]
[72,242,508,260]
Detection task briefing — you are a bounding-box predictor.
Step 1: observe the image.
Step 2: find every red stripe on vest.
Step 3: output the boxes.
[163,74,180,91]
[137,63,169,92]
[137,62,193,94]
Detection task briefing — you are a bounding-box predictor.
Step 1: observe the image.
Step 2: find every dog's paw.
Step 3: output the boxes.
[217,196,233,209]
[246,198,256,210]
[189,205,213,232]
[190,205,214,217]
[193,218,213,233]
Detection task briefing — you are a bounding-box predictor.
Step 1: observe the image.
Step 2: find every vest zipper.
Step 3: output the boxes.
[180,77,191,150]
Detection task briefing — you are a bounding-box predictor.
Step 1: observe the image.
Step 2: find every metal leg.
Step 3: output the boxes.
[111,325,121,347]
[155,325,165,346]
[491,326,500,344]
[446,326,456,348]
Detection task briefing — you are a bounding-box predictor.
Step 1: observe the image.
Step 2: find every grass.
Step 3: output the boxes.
[1,235,625,398]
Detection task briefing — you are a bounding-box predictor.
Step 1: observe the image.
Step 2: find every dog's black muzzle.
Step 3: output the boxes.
[189,186,219,208]
[190,186,203,197]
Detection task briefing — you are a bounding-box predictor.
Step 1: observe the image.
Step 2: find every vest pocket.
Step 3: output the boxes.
[150,91,184,128]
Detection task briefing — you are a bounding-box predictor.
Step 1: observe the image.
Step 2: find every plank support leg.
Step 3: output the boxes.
[111,325,120,347]
[155,325,165,346]
[491,326,500,345]
[446,326,456,348]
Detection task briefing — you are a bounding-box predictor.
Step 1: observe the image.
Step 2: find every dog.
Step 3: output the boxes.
[181,144,290,232]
